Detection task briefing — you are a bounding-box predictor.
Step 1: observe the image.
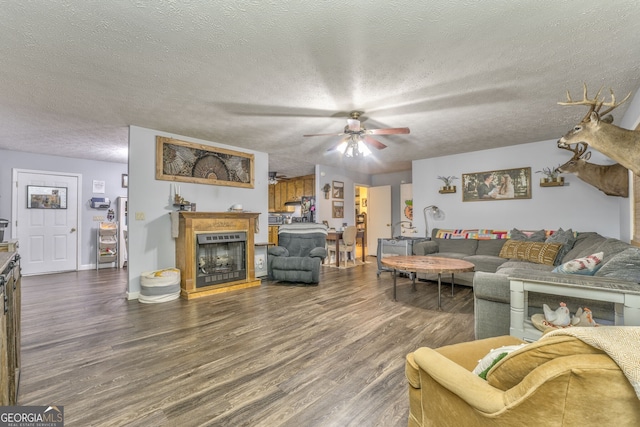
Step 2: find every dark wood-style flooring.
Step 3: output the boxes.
[18,259,474,426]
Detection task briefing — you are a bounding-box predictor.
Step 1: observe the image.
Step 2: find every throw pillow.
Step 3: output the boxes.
[594,247,640,282]
[552,251,603,275]
[545,228,577,265]
[509,228,546,242]
[498,240,563,265]
[472,344,527,379]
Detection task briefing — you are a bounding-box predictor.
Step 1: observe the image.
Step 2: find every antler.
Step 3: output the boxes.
[558,83,631,122]
[558,142,590,160]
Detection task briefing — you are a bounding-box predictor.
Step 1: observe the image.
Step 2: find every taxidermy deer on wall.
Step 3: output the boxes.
[557,142,629,197]
[557,84,639,176]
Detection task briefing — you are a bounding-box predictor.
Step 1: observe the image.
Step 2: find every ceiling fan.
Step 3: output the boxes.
[268,171,288,185]
[303,111,410,157]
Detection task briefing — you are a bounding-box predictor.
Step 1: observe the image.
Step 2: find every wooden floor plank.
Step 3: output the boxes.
[18,258,474,426]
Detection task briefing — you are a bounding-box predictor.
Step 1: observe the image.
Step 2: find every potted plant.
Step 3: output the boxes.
[536,166,562,183]
[437,176,459,192]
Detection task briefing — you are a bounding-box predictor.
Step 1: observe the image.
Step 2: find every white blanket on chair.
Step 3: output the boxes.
[543,326,640,398]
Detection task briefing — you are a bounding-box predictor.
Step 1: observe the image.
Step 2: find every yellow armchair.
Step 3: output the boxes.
[406,332,640,427]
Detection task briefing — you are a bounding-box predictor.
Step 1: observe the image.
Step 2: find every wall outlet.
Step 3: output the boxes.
[135,212,145,221]
[93,216,105,221]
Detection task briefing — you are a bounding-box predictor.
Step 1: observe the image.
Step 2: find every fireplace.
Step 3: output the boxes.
[196,232,247,287]
[175,212,261,299]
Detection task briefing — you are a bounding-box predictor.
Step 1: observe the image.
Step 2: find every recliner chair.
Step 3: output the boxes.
[268,223,327,284]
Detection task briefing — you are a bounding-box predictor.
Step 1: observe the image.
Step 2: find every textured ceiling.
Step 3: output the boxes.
[1,1,640,178]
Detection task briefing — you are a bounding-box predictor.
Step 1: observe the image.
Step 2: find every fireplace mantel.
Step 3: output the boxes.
[175,211,261,299]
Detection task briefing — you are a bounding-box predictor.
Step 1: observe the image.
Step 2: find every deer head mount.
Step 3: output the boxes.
[557,142,629,197]
[557,83,639,176]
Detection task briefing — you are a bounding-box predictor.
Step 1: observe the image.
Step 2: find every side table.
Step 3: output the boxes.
[509,274,640,341]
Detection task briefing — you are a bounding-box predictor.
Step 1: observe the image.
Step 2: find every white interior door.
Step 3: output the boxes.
[14,170,79,275]
[367,185,391,256]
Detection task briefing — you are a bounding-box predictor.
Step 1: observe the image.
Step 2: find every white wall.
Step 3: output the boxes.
[127,126,269,298]
[412,139,625,239]
[0,148,127,268]
[315,164,371,229]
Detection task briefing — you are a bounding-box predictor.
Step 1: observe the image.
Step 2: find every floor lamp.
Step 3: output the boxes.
[423,205,445,238]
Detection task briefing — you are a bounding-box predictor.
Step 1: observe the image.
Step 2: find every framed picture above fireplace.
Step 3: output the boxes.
[156,136,254,188]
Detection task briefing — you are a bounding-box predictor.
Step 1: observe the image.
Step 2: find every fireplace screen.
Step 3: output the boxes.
[196,232,247,287]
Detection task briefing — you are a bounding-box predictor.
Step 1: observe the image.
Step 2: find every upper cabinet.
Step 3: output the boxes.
[268,174,315,212]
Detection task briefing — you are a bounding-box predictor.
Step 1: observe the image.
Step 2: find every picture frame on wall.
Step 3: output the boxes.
[462,167,531,202]
[27,185,67,209]
[332,201,344,218]
[156,136,254,188]
[332,180,344,199]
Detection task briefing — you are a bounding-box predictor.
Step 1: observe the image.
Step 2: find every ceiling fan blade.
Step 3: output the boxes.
[365,127,410,135]
[303,132,345,137]
[347,119,361,132]
[363,136,387,150]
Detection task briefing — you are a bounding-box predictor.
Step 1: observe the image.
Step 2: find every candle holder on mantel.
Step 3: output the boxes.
[173,194,192,211]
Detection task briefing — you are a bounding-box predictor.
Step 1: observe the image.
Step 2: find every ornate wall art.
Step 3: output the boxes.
[462,167,531,202]
[156,136,254,188]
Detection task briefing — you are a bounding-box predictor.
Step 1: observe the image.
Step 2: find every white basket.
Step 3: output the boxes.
[139,268,181,303]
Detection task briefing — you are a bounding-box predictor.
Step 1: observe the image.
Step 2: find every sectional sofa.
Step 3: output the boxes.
[412,228,640,339]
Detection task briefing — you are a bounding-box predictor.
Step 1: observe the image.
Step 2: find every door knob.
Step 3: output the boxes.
[70,228,77,233]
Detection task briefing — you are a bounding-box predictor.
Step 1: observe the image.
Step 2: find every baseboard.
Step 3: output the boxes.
[126,291,139,300]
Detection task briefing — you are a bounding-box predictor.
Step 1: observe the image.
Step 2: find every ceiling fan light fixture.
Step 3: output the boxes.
[268,172,279,185]
[338,136,372,158]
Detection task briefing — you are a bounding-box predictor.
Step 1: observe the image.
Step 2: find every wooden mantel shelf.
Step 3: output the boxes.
[175,211,261,300]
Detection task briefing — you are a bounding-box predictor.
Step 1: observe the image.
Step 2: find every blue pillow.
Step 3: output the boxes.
[552,252,603,275]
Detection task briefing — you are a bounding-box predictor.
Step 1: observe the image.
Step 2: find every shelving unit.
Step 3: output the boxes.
[96,222,118,269]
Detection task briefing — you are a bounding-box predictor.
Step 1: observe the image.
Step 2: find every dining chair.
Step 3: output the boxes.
[328,226,358,266]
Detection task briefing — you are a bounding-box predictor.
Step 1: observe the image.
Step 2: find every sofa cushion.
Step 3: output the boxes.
[595,247,640,282]
[436,238,478,255]
[595,238,635,264]
[476,239,507,256]
[509,228,546,242]
[545,228,577,265]
[561,232,605,262]
[499,241,563,266]
[486,335,604,390]
[552,252,604,276]
[464,255,506,273]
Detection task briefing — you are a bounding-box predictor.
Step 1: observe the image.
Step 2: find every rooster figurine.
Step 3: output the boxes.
[571,307,598,327]
[543,302,572,327]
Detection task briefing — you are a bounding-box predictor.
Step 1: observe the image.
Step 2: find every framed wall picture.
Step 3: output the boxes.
[332,201,344,218]
[332,180,344,199]
[462,167,531,202]
[156,136,254,188]
[27,185,67,209]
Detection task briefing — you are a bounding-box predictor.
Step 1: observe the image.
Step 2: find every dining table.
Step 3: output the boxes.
[326,230,366,267]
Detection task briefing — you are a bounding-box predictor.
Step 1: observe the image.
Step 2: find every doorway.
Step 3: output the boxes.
[366,185,392,256]
[12,169,81,275]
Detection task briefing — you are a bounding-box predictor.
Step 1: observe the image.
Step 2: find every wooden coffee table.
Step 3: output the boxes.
[380,256,475,309]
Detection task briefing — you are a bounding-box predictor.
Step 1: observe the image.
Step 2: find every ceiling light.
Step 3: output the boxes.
[337,136,372,158]
[268,172,279,185]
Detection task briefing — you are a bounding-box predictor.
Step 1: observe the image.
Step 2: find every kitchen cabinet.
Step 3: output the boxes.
[268,226,279,245]
[0,251,21,405]
[268,174,315,212]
